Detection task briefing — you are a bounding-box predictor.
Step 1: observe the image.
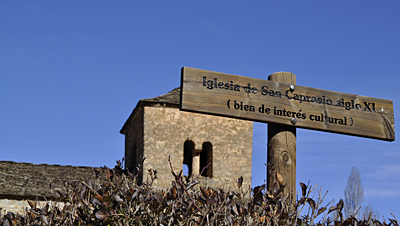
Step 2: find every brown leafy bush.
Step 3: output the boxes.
[1,157,398,225]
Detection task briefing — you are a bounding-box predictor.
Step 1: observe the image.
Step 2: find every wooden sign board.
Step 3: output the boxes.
[180,67,395,141]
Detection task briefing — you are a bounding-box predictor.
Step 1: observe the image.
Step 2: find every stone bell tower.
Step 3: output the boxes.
[120,88,253,190]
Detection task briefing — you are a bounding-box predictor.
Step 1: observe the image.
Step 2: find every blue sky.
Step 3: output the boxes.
[1,1,399,220]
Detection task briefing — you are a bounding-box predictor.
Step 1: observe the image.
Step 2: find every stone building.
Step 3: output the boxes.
[0,161,103,214]
[120,88,253,190]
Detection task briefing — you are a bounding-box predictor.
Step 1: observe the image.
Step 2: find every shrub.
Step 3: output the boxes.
[1,157,398,225]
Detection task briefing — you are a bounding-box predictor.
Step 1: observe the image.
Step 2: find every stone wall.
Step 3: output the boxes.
[121,88,253,191]
[0,199,64,215]
[123,103,144,173]
[140,105,253,190]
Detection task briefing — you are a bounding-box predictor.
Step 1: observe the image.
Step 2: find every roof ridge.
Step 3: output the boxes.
[141,87,180,105]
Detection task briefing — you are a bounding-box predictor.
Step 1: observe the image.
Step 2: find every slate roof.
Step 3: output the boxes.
[141,87,180,105]
[0,161,104,200]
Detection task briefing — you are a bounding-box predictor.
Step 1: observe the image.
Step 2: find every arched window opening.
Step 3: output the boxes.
[200,142,213,177]
[183,164,189,176]
[183,140,194,176]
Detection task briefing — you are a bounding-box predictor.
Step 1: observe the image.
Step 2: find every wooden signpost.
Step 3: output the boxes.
[179,66,395,202]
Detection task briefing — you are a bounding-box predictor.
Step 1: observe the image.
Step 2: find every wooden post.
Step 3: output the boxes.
[267,72,297,204]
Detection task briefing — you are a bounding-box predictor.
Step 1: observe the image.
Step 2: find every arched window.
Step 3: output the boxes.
[183,140,194,176]
[200,142,213,177]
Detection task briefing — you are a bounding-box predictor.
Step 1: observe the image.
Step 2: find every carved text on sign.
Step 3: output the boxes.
[180,67,395,141]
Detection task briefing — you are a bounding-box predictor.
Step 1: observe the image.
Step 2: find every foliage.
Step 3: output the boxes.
[1,158,399,226]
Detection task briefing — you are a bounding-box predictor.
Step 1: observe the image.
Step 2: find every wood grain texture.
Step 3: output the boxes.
[180,67,395,141]
[267,72,296,205]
